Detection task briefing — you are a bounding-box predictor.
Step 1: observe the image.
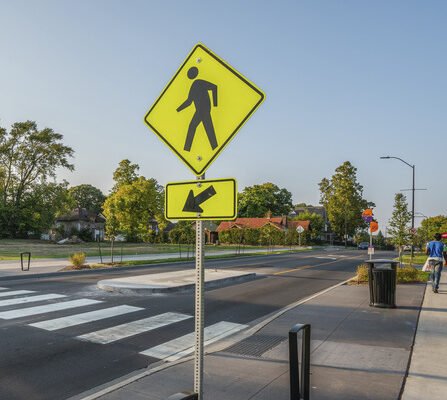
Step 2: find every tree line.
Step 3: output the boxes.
[7,120,439,248]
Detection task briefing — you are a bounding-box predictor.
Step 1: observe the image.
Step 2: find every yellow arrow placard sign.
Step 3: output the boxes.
[165,178,237,221]
[145,43,265,176]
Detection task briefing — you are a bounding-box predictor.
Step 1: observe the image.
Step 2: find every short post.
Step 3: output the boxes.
[97,237,103,264]
[20,252,31,271]
[289,323,311,400]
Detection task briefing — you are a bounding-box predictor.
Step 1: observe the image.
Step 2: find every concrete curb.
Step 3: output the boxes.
[97,272,257,294]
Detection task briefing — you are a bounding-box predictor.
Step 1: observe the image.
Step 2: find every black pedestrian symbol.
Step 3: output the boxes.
[177,66,218,152]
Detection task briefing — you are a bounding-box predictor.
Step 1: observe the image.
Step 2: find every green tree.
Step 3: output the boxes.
[415,215,447,248]
[375,230,386,249]
[259,225,285,248]
[353,229,370,245]
[68,184,106,214]
[103,177,164,242]
[111,159,139,192]
[294,212,324,242]
[319,161,371,242]
[103,201,120,263]
[0,121,74,237]
[238,182,293,217]
[388,193,412,263]
[169,221,195,258]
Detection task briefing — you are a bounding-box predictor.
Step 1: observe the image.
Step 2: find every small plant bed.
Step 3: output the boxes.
[349,263,430,285]
[60,263,112,271]
[399,253,428,266]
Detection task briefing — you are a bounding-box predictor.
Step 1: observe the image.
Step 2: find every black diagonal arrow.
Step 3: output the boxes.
[183,185,217,213]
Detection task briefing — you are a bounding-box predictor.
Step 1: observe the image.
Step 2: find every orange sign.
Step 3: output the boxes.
[362,209,373,217]
[370,221,379,233]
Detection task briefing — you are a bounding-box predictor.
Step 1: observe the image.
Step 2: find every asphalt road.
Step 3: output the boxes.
[0,248,393,400]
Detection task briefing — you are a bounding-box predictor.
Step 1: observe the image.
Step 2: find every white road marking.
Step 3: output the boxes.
[0,290,36,298]
[315,256,337,260]
[0,299,102,320]
[77,312,192,344]
[140,321,248,361]
[0,293,66,307]
[29,305,144,331]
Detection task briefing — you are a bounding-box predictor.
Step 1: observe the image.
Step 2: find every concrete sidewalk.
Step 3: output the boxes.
[401,272,447,399]
[71,275,439,400]
[0,247,309,278]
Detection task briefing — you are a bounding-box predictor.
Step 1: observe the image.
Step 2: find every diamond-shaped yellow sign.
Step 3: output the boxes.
[144,43,265,176]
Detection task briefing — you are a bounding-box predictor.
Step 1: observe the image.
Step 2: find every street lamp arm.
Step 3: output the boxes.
[380,156,413,169]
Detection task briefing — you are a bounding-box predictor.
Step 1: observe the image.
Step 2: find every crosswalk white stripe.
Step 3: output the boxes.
[0,290,36,298]
[77,312,192,344]
[30,305,144,331]
[0,293,66,307]
[0,299,102,320]
[140,321,248,361]
[0,287,7,290]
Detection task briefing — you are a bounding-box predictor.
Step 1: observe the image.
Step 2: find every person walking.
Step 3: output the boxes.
[426,233,447,293]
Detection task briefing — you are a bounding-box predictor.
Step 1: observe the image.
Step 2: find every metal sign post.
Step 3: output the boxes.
[144,44,264,400]
[194,177,205,400]
[296,225,304,247]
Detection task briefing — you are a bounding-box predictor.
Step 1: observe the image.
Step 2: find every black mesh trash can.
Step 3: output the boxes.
[365,259,398,308]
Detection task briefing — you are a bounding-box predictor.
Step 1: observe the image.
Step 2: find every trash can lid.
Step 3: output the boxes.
[364,259,398,264]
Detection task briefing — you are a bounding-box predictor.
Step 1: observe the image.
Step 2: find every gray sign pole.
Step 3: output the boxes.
[194,176,205,399]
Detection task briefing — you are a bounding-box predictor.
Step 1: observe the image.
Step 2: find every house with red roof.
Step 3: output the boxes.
[217,216,310,233]
[216,216,311,246]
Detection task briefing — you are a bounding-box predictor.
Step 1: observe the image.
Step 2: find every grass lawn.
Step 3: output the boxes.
[400,252,428,266]
[0,239,290,260]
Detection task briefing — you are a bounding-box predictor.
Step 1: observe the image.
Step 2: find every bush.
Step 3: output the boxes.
[354,264,428,284]
[356,264,368,283]
[397,266,421,283]
[69,252,86,268]
[78,228,93,242]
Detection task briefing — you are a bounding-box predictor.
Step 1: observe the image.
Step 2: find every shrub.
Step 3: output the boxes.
[354,264,428,284]
[397,266,420,283]
[78,228,93,242]
[69,252,86,268]
[356,264,369,283]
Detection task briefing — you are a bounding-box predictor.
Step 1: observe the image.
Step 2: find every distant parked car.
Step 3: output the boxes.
[358,242,369,250]
[403,245,421,252]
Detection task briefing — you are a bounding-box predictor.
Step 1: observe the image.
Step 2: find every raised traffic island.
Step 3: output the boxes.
[97,269,257,294]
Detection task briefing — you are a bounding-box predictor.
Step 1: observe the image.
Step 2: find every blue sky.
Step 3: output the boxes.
[1,0,446,230]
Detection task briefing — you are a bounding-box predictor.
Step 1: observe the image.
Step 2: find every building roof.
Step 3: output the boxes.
[288,220,311,230]
[55,208,106,224]
[217,217,310,232]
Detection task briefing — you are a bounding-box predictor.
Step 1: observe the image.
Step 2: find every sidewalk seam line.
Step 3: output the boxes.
[398,281,428,400]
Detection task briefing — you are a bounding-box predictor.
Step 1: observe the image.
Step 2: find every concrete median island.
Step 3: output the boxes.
[97,269,257,294]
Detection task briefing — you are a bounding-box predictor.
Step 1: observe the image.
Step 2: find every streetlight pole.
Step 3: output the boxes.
[380,156,415,258]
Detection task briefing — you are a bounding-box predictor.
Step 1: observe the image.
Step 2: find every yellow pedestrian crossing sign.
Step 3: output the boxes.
[144,43,265,176]
[165,178,237,221]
